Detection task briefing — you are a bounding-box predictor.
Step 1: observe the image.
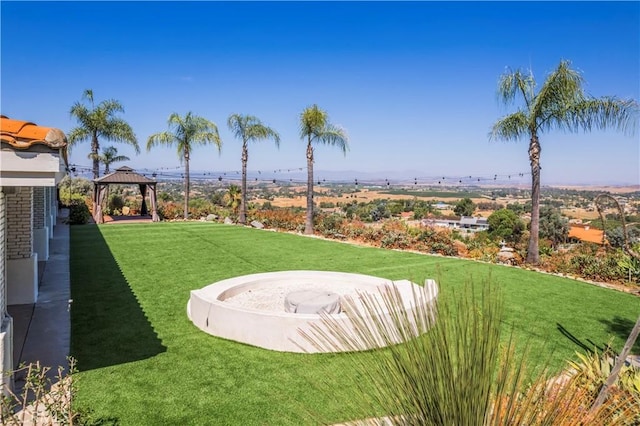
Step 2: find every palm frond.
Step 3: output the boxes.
[489,111,529,142]
[533,60,585,130]
[69,102,91,125]
[148,112,222,156]
[67,127,92,147]
[101,118,139,153]
[316,124,349,155]
[554,97,639,136]
[98,99,125,117]
[110,155,130,163]
[299,104,329,139]
[227,113,249,142]
[82,89,94,104]
[497,68,535,107]
[146,131,177,151]
[191,130,222,151]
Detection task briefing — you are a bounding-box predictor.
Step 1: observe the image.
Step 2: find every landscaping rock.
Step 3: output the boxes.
[497,247,516,264]
[224,217,233,224]
[250,220,264,229]
[206,214,217,222]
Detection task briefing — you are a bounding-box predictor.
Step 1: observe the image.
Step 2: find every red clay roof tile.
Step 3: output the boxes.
[0,115,67,150]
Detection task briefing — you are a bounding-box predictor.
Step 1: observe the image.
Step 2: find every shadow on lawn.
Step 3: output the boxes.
[599,316,640,353]
[556,323,605,354]
[70,225,166,371]
[557,317,640,355]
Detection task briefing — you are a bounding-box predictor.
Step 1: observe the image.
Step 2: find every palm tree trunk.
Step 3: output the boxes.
[184,146,190,220]
[305,141,314,235]
[527,134,541,264]
[91,133,100,179]
[239,143,248,224]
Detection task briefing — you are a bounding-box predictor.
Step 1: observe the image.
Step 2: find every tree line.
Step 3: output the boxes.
[68,60,638,264]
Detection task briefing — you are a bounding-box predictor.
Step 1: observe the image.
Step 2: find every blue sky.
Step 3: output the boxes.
[2,1,639,185]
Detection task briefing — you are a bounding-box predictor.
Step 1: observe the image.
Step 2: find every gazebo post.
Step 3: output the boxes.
[92,181,99,223]
[150,184,159,222]
[139,184,148,216]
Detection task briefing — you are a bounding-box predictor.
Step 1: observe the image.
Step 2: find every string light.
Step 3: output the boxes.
[66,162,530,189]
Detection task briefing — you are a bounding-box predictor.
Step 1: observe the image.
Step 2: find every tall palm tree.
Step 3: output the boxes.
[147,112,222,219]
[299,105,348,235]
[227,114,280,224]
[89,146,130,175]
[69,89,139,179]
[491,60,637,264]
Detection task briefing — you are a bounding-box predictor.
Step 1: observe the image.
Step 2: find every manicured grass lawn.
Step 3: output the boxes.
[71,222,639,425]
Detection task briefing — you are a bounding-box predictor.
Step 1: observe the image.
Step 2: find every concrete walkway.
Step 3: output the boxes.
[7,209,70,385]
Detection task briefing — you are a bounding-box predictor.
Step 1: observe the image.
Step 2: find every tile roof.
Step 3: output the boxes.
[569,225,605,245]
[0,115,67,149]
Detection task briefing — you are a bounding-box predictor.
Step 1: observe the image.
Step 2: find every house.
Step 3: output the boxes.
[0,116,68,391]
[459,216,489,231]
[422,216,489,232]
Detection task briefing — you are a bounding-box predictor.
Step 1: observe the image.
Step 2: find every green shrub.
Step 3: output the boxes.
[316,213,345,237]
[570,251,625,282]
[380,231,410,249]
[106,194,124,215]
[157,202,184,220]
[67,200,90,225]
[251,208,305,231]
[568,347,640,423]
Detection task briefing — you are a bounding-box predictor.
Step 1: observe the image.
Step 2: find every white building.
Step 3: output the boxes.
[0,115,67,391]
[422,216,489,232]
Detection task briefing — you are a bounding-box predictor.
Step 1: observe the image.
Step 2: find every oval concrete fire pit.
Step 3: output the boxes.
[187,271,438,353]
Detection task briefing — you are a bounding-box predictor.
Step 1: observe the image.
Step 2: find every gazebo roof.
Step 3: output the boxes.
[94,166,156,184]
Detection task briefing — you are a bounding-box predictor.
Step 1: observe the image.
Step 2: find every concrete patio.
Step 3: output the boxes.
[7,209,70,388]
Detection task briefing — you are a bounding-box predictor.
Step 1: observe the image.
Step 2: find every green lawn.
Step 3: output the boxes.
[71,222,639,425]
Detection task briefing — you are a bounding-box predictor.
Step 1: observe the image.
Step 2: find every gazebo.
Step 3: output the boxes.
[93,166,160,224]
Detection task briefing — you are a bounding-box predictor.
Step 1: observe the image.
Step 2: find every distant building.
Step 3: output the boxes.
[422,216,489,232]
[459,216,489,230]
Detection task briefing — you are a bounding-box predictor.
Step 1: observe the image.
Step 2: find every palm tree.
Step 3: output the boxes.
[227,114,280,224]
[224,184,242,216]
[299,105,348,234]
[147,112,222,219]
[89,146,130,175]
[491,60,637,264]
[69,89,139,179]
